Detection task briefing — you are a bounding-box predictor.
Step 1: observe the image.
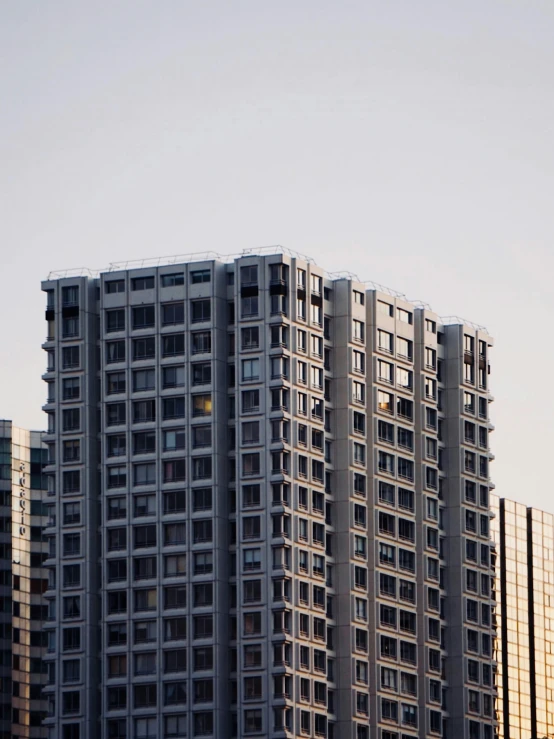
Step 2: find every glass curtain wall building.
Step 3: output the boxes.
[491,495,554,739]
[0,420,49,739]
[41,250,497,739]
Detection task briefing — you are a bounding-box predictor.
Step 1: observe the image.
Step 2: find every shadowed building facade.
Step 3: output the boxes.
[41,249,497,739]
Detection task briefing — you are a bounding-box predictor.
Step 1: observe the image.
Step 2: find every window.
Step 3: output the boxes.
[398,457,414,480]
[379,481,395,506]
[192,331,211,354]
[164,489,186,514]
[397,337,412,360]
[163,648,187,673]
[192,456,212,481]
[162,397,184,420]
[134,588,157,612]
[353,320,365,342]
[63,470,80,494]
[160,429,184,454]
[381,666,397,691]
[164,585,187,610]
[243,516,261,540]
[164,682,187,706]
[240,264,258,285]
[157,272,185,289]
[164,552,186,577]
[241,295,259,317]
[353,381,365,404]
[194,582,213,607]
[396,307,412,324]
[106,309,125,333]
[131,430,155,455]
[63,532,81,557]
[164,522,186,546]
[243,579,262,604]
[62,346,80,369]
[191,299,211,322]
[133,337,155,360]
[132,276,154,291]
[134,463,156,486]
[194,712,214,736]
[162,302,185,326]
[425,347,437,369]
[378,329,393,353]
[133,495,155,520]
[425,376,437,400]
[63,377,80,400]
[132,305,155,329]
[107,373,126,395]
[63,501,81,525]
[162,333,185,357]
[134,525,157,549]
[133,683,156,709]
[190,425,211,449]
[397,428,413,451]
[63,440,80,462]
[399,579,415,603]
[242,358,260,382]
[396,366,412,389]
[134,399,156,423]
[63,564,81,587]
[354,442,366,465]
[193,519,213,543]
[381,698,398,722]
[353,350,365,374]
[270,293,287,316]
[105,279,125,294]
[62,627,81,652]
[425,406,437,428]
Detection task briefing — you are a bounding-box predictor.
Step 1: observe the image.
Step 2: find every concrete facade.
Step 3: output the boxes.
[41,249,497,739]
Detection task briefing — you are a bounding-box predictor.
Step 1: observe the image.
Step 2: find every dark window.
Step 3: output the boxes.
[192,363,211,385]
[106,341,125,364]
[133,337,155,360]
[161,273,185,287]
[131,276,154,291]
[62,346,80,369]
[192,331,212,354]
[162,334,185,357]
[191,300,211,322]
[106,373,126,395]
[162,302,185,325]
[190,269,210,284]
[163,397,185,420]
[105,279,125,294]
[132,305,155,329]
[106,309,125,332]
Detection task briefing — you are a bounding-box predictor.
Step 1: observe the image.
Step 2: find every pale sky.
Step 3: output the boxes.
[1,1,553,508]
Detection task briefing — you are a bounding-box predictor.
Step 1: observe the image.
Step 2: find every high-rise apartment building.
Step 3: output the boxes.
[0,420,49,739]
[490,495,554,739]
[41,249,497,739]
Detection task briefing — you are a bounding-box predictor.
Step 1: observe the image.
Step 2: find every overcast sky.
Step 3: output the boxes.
[1,1,553,508]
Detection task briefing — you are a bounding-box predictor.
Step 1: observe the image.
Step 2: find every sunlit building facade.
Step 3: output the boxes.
[41,249,497,739]
[491,495,554,739]
[0,420,49,739]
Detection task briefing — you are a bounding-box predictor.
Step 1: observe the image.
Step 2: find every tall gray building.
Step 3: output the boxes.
[41,248,497,739]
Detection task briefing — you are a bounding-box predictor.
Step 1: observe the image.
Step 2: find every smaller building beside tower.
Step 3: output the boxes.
[0,420,49,739]
[491,494,554,739]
